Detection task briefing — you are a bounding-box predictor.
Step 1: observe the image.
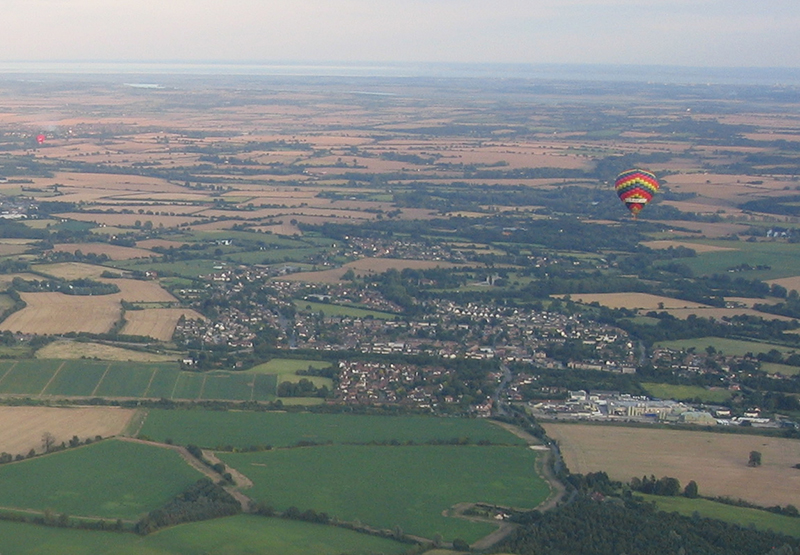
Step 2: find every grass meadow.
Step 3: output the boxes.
[294,299,399,319]
[0,515,410,555]
[221,444,546,542]
[138,410,524,449]
[656,337,798,357]
[641,383,733,403]
[0,439,202,520]
[669,241,800,280]
[641,494,800,538]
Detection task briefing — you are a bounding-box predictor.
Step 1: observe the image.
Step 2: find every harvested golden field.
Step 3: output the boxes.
[0,243,31,256]
[767,276,800,294]
[641,240,738,253]
[544,423,800,507]
[33,262,109,280]
[0,292,121,335]
[121,308,206,341]
[51,243,153,260]
[29,172,187,194]
[0,406,136,456]
[563,292,709,310]
[35,340,178,362]
[105,279,176,303]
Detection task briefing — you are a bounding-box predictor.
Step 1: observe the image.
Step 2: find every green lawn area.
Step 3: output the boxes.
[0,440,202,520]
[642,383,732,403]
[221,444,547,543]
[760,362,800,376]
[642,494,800,538]
[138,410,524,449]
[668,241,800,280]
[0,515,409,555]
[245,359,332,375]
[294,299,398,319]
[656,337,798,357]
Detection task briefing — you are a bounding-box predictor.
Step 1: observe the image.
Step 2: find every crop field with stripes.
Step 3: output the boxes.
[0,360,278,402]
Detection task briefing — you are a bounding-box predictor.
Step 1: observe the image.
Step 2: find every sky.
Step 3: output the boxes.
[3,0,799,68]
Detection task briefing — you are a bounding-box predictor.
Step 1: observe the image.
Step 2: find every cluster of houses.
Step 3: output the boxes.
[335,361,451,408]
[176,266,638,377]
[341,237,464,264]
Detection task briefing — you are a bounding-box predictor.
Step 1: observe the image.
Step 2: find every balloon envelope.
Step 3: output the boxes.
[615,169,659,217]
[36,134,45,145]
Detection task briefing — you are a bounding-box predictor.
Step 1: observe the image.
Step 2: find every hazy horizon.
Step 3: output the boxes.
[1,61,799,87]
[3,1,799,69]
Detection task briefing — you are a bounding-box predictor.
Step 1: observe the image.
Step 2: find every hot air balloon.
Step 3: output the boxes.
[36,134,46,145]
[615,169,659,218]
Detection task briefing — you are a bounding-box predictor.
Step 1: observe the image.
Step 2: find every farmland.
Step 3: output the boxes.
[220,444,547,542]
[0,439,202,519]
[0,292,121,335]
[122,308,206,341]
[138,410,526,449]
[294,300,398,320]
[0,406,135,456]
[641,494,800,538]
[0,67,797,553]
[34,339,179,362]
[656,337,799,357]
[641,383,733,403]
[0,359,287,402]
[544,423,800,507]
[0,515,410,555]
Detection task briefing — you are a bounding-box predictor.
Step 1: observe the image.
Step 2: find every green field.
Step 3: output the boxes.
[0,515,409,555]
[642,494,800,538]
[225,247,328,265]
[642,382,733,403]
[0,359,64,394]
[668,241,800,280]
[0,440,202,520]
[760,362,800,376]
[656,337,798,357]
[245,358,333,391]
[0,359,287,402]
[138,410,524,449]
[111,259,224,279]
[294,300,398,319]
[221,444,547,542]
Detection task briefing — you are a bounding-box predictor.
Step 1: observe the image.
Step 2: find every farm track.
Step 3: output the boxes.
[488,420,567,511]
[116,437,254,512]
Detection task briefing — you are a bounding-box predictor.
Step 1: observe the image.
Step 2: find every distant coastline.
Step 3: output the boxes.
[0,61,798,86]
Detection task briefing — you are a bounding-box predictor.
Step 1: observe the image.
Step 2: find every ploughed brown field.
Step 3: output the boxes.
[545,423,800,507]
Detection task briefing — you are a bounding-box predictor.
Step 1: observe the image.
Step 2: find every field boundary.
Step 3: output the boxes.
[90,364,112,396]
[39,362,65,395]
[0,362,17,387]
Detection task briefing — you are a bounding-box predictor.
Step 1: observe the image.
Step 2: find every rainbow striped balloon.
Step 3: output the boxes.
[615,169,659,218]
